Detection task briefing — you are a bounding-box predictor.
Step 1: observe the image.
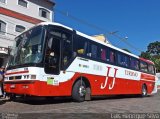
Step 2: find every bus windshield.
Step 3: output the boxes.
[9,26,45,66]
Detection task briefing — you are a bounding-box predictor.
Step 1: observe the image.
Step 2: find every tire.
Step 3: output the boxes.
[72,80,86,102]
[141,85,147,97]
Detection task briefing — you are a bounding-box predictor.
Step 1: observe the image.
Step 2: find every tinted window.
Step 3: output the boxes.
[87,42,99,59]
[100,47,106,61]
[130,57,139,70]
[105,48,115,63]
[140,61,148,72]
[74,35,88,56]
[148,65,155,74]
[62,32,72,67]
[48,28,73,68]
[117,53,129,67]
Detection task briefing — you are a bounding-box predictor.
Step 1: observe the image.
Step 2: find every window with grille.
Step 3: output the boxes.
[39,8,50,19]
[0,20,6,35]
[15,25,25,32]
[0,0,6,3]
[18,0,27,7]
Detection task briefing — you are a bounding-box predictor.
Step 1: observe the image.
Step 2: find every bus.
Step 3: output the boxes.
[4,22,156,102]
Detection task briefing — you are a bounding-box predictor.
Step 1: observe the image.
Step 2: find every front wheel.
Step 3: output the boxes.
[141,85,147,97]
[72,80,86,102]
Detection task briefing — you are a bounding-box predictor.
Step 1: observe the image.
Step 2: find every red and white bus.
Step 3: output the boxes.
[4,22,156,102]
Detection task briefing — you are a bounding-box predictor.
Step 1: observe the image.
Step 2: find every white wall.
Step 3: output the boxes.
[0,0,54,21]
[0,0,54,66]
[0,0,54,48]
[0,14,34,47]
[156,73,160,85]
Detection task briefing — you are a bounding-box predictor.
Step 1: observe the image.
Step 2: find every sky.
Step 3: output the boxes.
[54,0,160,55]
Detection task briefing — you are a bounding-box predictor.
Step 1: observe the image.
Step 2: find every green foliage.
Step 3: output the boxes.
[147,41,160,55]
[140,41,160,72]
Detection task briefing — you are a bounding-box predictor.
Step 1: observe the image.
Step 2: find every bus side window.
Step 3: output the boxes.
[130,58,139,70]
[87,42,99,59]
[110,50,115,63]
[140,61,148,72]
[101,48,106,61]
[74,36,88,56]
[62,32,72,66]
[91,44,97,58]
[117,53,129,67]
[148,65,155,74]
[106,48,115,63]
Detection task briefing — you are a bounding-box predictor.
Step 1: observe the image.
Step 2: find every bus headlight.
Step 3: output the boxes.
[4,77,8,80]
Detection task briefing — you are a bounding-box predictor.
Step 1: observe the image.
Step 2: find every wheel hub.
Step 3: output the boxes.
[79,86,86,97]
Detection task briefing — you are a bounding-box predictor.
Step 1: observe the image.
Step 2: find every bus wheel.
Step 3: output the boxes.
[72,80,86,102]
[141,84,147,97]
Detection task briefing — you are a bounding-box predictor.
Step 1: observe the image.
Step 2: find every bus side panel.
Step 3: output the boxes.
[78,73,142,96]
[140,73,155,94]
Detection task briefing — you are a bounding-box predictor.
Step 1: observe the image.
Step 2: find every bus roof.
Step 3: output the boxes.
[38,22,153,63]
[139,58,154,65]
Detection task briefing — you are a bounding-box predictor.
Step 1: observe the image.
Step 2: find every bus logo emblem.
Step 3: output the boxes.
[101,66,118,90]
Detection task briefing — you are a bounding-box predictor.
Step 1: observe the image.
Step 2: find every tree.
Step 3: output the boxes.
[140,41,160,72]
[147,41,160,55]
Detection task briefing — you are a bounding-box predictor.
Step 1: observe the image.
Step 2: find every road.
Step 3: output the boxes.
[0,91,160,118]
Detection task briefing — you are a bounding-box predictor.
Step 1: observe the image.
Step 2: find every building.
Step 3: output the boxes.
[92,34,110,44]
[156,73,160,89]
[0,0,55,67]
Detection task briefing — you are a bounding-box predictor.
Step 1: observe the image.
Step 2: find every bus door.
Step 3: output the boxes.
[44,26,73,75]
[44,31,62,75]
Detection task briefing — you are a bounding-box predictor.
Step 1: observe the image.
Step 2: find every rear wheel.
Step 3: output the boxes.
[141,85,147,97]
[72,80,86,102]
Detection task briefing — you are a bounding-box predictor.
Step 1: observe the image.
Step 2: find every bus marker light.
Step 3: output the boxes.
[10,84,15,89]
[23,85,29,89]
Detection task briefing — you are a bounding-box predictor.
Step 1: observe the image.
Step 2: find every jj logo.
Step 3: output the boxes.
[101,66,118,90]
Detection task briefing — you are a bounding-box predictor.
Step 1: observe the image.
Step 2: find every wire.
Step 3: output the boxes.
[55,8,143,53]
[111,33,142,52]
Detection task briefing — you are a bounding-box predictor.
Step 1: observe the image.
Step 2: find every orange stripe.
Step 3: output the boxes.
[0,7,43,24]
[5,70,29,75]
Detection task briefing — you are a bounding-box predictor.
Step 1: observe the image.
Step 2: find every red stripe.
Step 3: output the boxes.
[139,57,154,65]
[0,7,43,24]
[5,70,29,75]
[4,72,156,96]
[141,73,155,82]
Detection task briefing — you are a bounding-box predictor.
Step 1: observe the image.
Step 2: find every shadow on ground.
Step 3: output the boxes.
[8,94,153,105]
